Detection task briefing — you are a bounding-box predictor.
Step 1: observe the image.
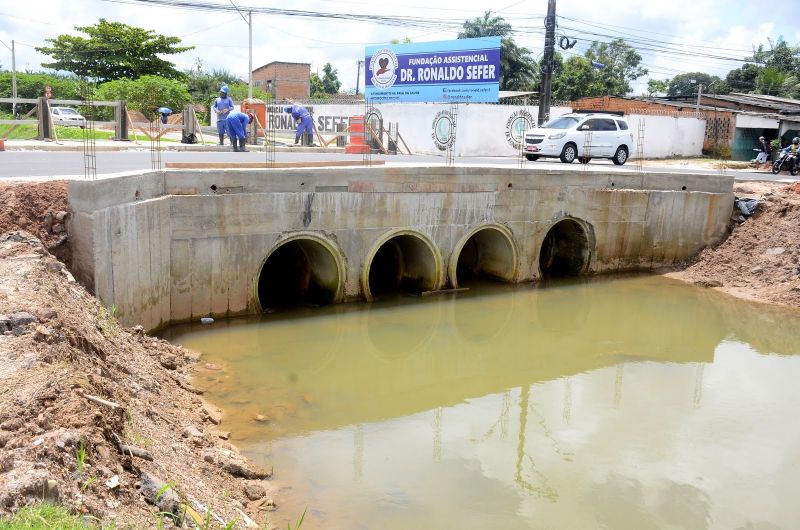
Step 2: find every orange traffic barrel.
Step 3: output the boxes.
[345,115,370,154]
[241,99,267,136]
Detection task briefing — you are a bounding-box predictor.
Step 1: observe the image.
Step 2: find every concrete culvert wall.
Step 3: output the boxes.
[451,225,518,288]
[365,232,441,300]
[257,236,343,310]
[539,219,592,277]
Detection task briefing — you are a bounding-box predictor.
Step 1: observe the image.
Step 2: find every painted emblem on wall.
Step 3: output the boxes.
[369,48,399,89]
[505,110,535,150]
[431,110,456,151]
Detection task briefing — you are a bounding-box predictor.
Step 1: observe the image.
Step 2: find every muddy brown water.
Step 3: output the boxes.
[161,275,800,530]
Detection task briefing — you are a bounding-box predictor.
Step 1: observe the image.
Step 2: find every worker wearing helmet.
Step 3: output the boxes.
[284,103,315,146]
[213,85,235,146]
[226,110,254,152]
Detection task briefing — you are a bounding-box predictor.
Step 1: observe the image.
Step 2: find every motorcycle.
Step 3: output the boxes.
[772,150,798,176]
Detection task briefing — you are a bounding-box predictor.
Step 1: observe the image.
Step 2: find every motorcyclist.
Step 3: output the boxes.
[781,137,799,171]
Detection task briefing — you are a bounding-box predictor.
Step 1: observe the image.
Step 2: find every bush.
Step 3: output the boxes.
[95,75,191,120]
[0,72,83,115]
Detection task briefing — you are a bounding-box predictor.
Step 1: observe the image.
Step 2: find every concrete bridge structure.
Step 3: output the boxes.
[68,166,734,331]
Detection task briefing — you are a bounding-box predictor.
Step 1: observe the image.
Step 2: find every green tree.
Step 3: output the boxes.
[726,63,760,92]
[0,72,82,114]
[36,19,193,83]
[751,37,798,74]
[458,10,512,38]
[184,59,240,105]
[646,78,669,97]
[320,63,341,94]
[457,11,537,91]
[95,75,191,119]
[756,67,787,95]
[552,55,593,101]
[584,39,647,95]
[310,72,324,98]
[667,72,725,97]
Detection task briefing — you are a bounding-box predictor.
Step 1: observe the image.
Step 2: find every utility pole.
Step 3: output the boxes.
[695,83,703,118]
[355,59,363,96]
[11,40,17,119]
[228,1,253,99]
[248,11,253,100]
[537,0,556,126]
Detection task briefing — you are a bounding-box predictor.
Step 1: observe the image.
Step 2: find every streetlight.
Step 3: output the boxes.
[226,0,253,99]
[0,39,17,118]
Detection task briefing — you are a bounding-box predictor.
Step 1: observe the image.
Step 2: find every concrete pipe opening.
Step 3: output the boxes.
[539,219,591,277]
[451,226,517,288]
[366,233,440,299]
[257,237,343,310]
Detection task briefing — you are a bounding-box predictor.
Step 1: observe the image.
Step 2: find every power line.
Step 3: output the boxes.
[558,15,755,54]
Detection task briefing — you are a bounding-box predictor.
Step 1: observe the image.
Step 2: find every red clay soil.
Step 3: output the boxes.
[0,232,280,529]
[0,181,70,265]
[666,181,800,309]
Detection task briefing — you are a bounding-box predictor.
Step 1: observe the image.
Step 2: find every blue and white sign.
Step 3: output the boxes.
[365,37,501,103]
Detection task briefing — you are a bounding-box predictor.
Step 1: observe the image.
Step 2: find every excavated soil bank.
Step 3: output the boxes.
[666,181,800,309]
[0,178,798,526]
[0,232,280,528]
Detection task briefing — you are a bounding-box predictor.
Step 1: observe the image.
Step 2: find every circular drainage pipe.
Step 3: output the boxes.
[449,224,518,288]
[538,218,593,277]
[256,233,345,310]
[362,229,443,301]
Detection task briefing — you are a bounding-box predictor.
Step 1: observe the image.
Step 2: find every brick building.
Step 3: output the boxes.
[252,61,310,101]
[571,95,782,160]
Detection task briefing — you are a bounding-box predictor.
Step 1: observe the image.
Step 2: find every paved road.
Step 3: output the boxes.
[1,150,796,182]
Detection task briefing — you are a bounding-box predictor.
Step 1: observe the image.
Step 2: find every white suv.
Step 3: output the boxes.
[523,112,633,165]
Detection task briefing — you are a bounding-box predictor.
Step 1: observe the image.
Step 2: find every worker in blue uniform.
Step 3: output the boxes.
[225,110,253,152]
[212,85,234,146]
[284,104,315,146]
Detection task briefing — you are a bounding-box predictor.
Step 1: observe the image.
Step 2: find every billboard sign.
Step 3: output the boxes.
[365,37,501,103]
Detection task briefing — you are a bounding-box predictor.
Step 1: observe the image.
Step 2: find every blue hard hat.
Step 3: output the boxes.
[220,85,229,94]
[283,106,291,113]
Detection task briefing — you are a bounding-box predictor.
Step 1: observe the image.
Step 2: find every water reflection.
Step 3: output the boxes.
[162,275,800,530]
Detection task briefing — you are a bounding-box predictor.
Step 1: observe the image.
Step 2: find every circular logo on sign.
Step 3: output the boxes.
[431,110,455,151]
[370,48,398,90]
[505,109,534,149]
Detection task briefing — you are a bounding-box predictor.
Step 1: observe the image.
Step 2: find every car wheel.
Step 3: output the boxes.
[79,125,85,129]
[612,146,629,165]
[578,156,591,164]
[525,154,540,161]
[560,144,577,163]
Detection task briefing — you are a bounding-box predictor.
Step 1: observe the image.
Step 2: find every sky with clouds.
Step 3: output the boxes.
[1,0,798,95]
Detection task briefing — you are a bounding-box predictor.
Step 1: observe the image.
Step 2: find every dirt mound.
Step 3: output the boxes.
[0,181,70,265]
[668,184,800,308]
[0,232,278,528]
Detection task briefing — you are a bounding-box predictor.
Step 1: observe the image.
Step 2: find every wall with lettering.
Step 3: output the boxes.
[257,103,706,158]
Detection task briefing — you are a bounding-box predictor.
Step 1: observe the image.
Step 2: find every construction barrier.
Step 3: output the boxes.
[345,115,370,154]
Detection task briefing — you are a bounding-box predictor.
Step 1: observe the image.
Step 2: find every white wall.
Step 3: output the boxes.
[268,103,707,159]
[735,114,779,129]
[626,114,706,159]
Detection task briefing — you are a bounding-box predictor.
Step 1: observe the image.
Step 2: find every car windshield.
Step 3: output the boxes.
[59,108,79,115]
[541,116,579,129]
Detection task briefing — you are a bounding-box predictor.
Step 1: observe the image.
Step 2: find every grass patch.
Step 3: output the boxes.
[0,125,116,141]
[0,504,97,530]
